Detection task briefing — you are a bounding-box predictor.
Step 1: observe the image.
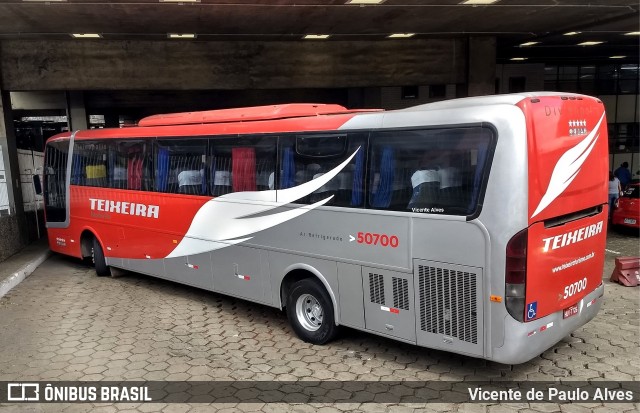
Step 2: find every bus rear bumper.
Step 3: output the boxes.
[491,283,604,364]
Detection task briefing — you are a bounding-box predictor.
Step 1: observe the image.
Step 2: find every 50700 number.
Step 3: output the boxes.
[563,278,587,299]
[357,232,399,248]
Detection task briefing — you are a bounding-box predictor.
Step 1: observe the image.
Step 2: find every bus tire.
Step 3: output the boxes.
[286,278,338,345]
[92,237,111,277]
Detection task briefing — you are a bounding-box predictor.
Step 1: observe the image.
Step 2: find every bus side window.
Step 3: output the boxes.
[210,153,232,196]
[108,143,128,190]
[156,139,207,195]
[72,141,109,188]
[278,133,366,207]
[210,135,276,197]
[104,140,153,191]
[369,127,493,216]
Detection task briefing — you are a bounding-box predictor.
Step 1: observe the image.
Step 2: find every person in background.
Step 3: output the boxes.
[608,171,622,220]
[614,161,631,189]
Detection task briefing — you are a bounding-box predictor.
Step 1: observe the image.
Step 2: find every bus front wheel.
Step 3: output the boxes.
[92,237,112,277]
[286,278,338,345]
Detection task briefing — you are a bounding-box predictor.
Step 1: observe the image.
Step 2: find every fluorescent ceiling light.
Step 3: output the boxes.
[609,56,626,59]
[345,0,385,4]
[577,41,604,46]
[159,0,199,2]
[388,33,415,38]
[510,57,528,61]
[519,41,539,47]
[303,34,330,40]
[460,0,500,4]
[563,31,581,36]
[168,33,196,39]
[625,32,640,36]
[71,33,101,38]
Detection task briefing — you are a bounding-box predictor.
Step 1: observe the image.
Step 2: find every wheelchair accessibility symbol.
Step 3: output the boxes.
[526,302,537,321]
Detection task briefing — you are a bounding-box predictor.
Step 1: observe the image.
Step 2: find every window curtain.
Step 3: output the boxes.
[371,147,395,208]
[155,147,170,192]
[127,147,143,190]
[232,147,256,192]
[280,146,295,189]
[351,148,364,206]
[71,154,84,185]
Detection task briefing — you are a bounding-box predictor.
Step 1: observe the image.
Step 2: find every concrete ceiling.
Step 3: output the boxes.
[0,0,638,63]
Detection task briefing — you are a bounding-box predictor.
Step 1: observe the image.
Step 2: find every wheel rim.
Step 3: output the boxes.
[295,293,323,332]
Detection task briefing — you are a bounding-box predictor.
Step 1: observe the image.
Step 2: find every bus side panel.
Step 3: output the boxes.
[248,207,412,271]
[69,186,209,260]
[47,227,83,258]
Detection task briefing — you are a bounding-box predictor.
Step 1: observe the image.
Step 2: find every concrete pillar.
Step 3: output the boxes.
[67,91,88,130]
[467,36,497,97]
[0,89,23,217]
[0,77,29,259]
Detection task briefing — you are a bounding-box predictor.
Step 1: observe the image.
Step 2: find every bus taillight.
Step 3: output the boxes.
[505,228,528,322]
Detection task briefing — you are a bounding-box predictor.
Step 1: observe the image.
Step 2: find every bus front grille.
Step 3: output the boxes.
[418,265,478,344]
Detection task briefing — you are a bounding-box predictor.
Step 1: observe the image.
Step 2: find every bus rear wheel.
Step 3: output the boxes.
[92,237,112,277]
[286,278,338,345]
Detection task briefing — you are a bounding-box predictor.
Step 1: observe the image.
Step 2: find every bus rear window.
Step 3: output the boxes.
[368,126,494,216]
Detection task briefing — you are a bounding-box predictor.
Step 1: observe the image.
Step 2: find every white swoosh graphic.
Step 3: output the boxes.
[167,147,361,258]
[531,112,605,219]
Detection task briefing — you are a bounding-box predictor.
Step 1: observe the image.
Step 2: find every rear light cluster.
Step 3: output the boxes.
[505,228,527,322]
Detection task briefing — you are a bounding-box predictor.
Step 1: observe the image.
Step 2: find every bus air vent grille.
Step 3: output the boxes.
[418,265,478,344]
[392,277,409,310]
[369,273,385,305]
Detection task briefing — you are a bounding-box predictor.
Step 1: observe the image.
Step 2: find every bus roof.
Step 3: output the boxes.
[46,103,383,142]
[46,92,599,143]
[138,104,383,127]
[400,92,599,112]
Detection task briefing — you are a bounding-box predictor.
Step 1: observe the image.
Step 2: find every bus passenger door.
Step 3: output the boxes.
[362,266,416,342]
[212,246,271,304]
[413,259,484,357]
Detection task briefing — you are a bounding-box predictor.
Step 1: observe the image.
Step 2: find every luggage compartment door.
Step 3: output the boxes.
[212,246,271,304]
[362,267,416,342]
[414,260,483,357]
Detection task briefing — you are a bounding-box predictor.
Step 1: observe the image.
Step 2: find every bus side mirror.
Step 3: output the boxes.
[33,175,42,195]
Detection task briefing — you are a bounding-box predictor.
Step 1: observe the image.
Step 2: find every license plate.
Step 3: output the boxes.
[623,218,637,225]
[563,303,579,319]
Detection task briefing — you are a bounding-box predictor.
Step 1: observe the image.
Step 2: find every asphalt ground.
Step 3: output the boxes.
[0,227,638,412]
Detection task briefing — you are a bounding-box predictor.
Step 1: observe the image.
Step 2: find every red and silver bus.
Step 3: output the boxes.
[43,92,608,363]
